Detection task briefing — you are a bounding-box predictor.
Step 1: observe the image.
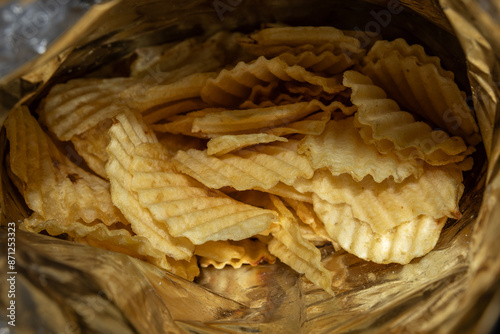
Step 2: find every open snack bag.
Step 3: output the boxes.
[1,0,500,333]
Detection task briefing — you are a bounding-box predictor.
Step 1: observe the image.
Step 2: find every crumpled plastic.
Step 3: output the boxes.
[0,0,499,333]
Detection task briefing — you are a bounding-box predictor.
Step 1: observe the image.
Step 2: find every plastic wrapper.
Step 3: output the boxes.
[1,0,499,332]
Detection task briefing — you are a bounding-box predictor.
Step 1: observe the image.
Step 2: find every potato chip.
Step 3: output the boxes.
[157,132,206,157]
[195,239,276,269]
[313,197,447,264]
[267,195,333,295]
[207,133,288,156]
[172,140,314,191]
[40,77,138,141]
[264,110,332,137]
[191,100,351,136]
[122,72,216,114]
[257,182,313,204]
[293,165,463,234]
[276,50,358,75]
[151,108,223,137]
[22,213,199,280]
[343,70,473,165]
[200,56,345,107]
[106,111,195,260]
[5,106,124,226]
[297,117,424,182]
[70,118,112,178]
[130,143,277,245]
[143,98,209,125]
[240,26,364,57]
[361,38,481,145]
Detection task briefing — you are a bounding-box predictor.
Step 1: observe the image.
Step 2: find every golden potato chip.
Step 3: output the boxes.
[240,26,364,56]
[277,50,359,75]
[293,165,463,234]
[143,98,209,125]
[5,106,124,226]
[343,70,473,165]
[200,56,345,107]
[172,140,314,191]
[207,133,288,156]
[258,182,313,204]
[151,108,223,137]
[195,239,276,269]
[267,195,333,295]
[130,143,277,245]
[106,111,195,260]
[70,118,112,178]
[264,110,332,137]
[297,117,424,182]
[122,72,216,114]
[361,38,480,145]
[313,197,447,264]
[157,132,206,157]
[40,77,138,141]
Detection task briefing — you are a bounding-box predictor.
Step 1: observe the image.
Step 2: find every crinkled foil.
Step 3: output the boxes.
[1,0,499,333]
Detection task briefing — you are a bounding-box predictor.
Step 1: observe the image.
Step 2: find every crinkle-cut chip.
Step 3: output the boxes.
[191,100,347,136]
[106,112,195,260]
[200,56,345,107]
[258,182,313,204]
[39,77,138,141]
[281,197,333,246]
[293,165,463,234]
[130,143,277,245]
[143,98,209,125]
[157,132,206,157]
[361,39,480,145]
[71,118,112,178]
[264,110,332,137]
[343,70,472,165]
[172,140,314,191]
[240,26,363,56]
[5,106,123,226]
[298,118,424,183]
[207,134,288,156]
[313,197,447,264]
[22,213,199,280]
[122,72,216,113]
[195,239,276,269]
[151,108,223,137]
[276,50,358,75]
[131,31,248,79]
[267,195,333,294]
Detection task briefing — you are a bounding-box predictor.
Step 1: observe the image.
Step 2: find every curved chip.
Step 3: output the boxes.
[298,117,424,182]
[293,165,463,234]
[195,239,276,269]
[130,143,278,245]
[343,70,473,165]
[106,111,195,261]
[200,56,345,107]
[5,106,124,227]
[267,195,333,295]
[207,133,288,156]
[172,140,314,191]
[40,77,138,141]
[313,197,447,264]
[362,38,480,145]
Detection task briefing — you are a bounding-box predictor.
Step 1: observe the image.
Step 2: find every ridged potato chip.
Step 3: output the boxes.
[40,77,138,141]
[298,117,424,182]
[5,106,123,227]
[143,98,209,125]
[200,56,345,107]
[313,197,447,264]
[361,38,480,145]
[343,70,473,165]
[130,143,278,245]
[195,239,276,269]
[106,111,195,260]
[264,110,332,137]
[267,195,333,295]
[207,133,288,156]
[172,140,314,191]
[293,165,463,234]
[70,118,112,178]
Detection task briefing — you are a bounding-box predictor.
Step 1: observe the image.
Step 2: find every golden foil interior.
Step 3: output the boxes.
[1,0,499,333]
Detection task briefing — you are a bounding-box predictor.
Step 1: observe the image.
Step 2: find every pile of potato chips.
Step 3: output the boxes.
[4,26,479,294]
